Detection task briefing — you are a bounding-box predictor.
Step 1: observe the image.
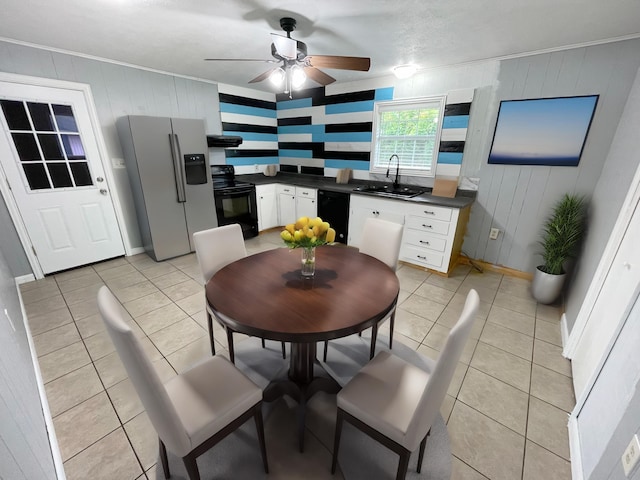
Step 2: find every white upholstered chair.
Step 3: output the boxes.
[193,224,285,361]
[97,286,268,480]
[323,217,403,361]
[331,289,480,480]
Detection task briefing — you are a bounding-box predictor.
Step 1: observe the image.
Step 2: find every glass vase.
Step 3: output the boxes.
[301,246,316,277]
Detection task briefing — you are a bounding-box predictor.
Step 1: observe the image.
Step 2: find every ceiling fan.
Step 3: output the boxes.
[205,17,371,94]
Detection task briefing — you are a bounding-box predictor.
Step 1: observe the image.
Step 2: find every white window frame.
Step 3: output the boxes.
[370,95,446,178]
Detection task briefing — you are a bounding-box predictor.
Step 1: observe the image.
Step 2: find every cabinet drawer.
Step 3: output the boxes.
[406,215,450,236]
[402,245,444,269]
[411,205,452,222]
[276,184,295,194]
[403,230,447,252]
[296,187,316,199]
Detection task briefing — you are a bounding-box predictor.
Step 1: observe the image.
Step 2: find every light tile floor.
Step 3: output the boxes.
[21,231,574,480]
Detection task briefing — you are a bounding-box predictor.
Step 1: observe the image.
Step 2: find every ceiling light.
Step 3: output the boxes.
[291,65,306,89]
[269,67,286,86]
[392,64,418,79]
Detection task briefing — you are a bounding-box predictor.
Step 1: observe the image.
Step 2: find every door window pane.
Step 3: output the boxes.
[61,134,85,159]
[47,162,73,188]
[70,162,92,186]
[28,102,55,131]
[12,133,41,161]
[38,134,64,160]
[52,105,78,132]
[1,100,31,130]
[23,163,50,190]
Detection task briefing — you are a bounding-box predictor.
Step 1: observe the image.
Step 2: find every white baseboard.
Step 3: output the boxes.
[16,287,67,480]
[561,313,570,357]
[15,273,35,285]
[127,247,146,256]
[568,414,584,480]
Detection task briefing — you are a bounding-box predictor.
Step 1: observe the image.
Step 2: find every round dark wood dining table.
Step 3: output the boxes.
[205,244,400,450]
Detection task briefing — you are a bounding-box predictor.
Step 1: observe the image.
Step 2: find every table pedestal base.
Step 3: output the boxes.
[263,342,341,452]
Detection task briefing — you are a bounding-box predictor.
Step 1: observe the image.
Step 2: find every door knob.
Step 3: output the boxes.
[100,189,108,195]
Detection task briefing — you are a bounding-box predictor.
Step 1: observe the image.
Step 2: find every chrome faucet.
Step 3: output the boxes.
[386,154,400,190]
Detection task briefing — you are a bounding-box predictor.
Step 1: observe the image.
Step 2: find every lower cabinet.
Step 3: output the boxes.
[348,194,470,275]
[256,184,278,231]
[277,184,317,225]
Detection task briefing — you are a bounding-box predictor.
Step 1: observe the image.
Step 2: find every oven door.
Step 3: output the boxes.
[214,186,259,239]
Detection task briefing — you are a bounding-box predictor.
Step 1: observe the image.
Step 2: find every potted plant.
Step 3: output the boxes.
[531,193,587,304]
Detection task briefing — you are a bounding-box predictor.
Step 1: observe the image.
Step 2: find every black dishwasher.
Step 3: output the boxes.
[317,190,350,244]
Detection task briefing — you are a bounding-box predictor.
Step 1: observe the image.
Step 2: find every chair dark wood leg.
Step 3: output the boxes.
[261,338,266,348]
[389,309,396,349]
[369,322,379,360]
[323,340,329,362]
[331,409,344,474]
[396,449,410,480]
[226,328,235,364]
[253,403,269,473]
[207,311,216,356]
[417,429,430,473]
[183,453,200,480]
[159,438,170,479]
[281,342,286,359]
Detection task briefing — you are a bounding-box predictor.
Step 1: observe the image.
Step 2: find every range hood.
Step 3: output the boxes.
[206,135,243,148]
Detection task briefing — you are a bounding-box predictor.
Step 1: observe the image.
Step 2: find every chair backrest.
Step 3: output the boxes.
[193,224,247,283]
[405,289,480,450]
[97,286,191,456]
[358,217,404,271]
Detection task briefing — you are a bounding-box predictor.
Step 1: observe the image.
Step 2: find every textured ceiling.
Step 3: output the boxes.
[1,0,639,92]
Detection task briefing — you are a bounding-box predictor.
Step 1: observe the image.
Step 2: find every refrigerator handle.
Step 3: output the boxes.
[169,133,187,203]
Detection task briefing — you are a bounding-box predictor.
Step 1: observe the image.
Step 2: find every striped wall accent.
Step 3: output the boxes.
[274,86,394,172]
[218,84,278,167]
[437,89,475,177]
[218,84,474,178]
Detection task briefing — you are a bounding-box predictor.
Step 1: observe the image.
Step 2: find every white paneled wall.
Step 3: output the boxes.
[464,39,640,273]
[0,40,222,260]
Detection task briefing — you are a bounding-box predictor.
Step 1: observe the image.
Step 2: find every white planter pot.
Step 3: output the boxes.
[531,266,566,304]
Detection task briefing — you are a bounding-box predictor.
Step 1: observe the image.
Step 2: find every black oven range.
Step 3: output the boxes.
[211,165,258,239]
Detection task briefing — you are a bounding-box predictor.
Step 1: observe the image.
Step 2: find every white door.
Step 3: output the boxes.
[0,81,125,274]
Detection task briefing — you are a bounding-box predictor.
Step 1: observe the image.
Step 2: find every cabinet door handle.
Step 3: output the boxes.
[302,192,309,195]
[419,240,430,245]
[424,210,435,215]
[417,255,427,260]
[422,224,432,229]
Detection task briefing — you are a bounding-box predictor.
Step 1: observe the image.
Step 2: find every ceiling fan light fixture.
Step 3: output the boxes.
[392,64,418,79]
[291,65,306,89]
[269,67,286,86]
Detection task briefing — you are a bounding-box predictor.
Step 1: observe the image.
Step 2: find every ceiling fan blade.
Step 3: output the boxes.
[248,68,278,84]
[270,34,297,60]
[305,55,371,72]
[204,58,278,63]
[304,67,336,86]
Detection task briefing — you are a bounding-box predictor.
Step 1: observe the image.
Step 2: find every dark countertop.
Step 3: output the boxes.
[239,172,476,209]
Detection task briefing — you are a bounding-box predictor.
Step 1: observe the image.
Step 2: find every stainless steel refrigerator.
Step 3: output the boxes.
[117,116,217,261]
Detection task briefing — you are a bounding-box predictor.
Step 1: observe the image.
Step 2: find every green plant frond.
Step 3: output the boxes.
[539,194,587,274]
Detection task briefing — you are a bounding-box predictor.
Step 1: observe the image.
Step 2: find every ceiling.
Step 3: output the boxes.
[1,0,640,92]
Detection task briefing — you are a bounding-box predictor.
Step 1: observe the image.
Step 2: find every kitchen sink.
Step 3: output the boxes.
[352,185,425,198]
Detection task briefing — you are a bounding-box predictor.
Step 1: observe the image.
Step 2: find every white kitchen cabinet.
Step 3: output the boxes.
[348,195,405,247]
[256,184,278,231]
[348,194,470,275]
[295,187,317,219]
[277,184,317,224]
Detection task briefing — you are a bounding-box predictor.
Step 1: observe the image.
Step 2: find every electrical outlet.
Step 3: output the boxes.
[489,228,500,240]
[622,434,640,476]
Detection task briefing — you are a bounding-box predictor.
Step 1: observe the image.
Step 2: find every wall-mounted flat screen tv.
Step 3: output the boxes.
[488,95,599,166]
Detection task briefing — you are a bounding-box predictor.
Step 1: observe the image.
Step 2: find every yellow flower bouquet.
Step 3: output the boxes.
[280,216,336,248]
[281,216,336,277]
